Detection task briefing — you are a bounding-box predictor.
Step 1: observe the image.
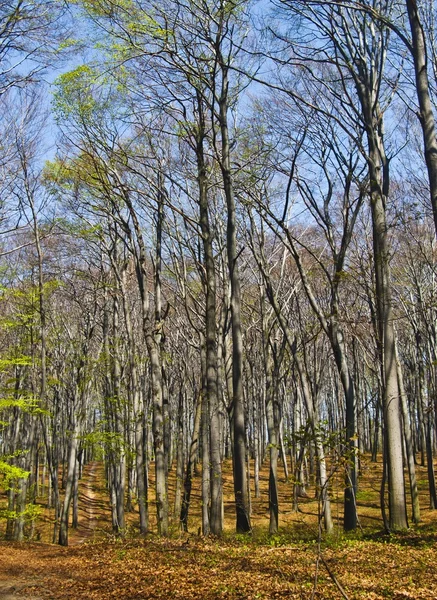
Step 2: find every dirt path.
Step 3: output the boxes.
[0,462,105,598]
[69,461,100,546]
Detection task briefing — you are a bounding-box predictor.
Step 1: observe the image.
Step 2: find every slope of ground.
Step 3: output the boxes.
[0,456,437,599]
[1,533,437,599]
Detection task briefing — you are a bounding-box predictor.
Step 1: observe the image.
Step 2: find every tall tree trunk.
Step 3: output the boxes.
[112,277,126,536]
[330,326,357,531]
[117,167,169,536]
[362,101,408,529]
[196,93,223,534]
[405,0,437,239]
[261,286,279,534]
[116,261,148,534]
[59,423,79,546]
[201,340,211,536]
[150,188,168,537]
[425,411,437,509]
[181,391,202,530]
[218,60,251,534]
[174,387,185,521]
[396,341,421,523]
[266,390,279,534]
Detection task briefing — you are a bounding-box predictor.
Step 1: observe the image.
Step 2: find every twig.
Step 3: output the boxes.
[319,555,350,600]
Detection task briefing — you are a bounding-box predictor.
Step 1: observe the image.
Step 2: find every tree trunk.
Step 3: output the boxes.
[174,387,185,521]
[59,424,79,546]
[181,391,202,530]
[261,286,279,534]
[366,124,408,530]
[218,61,251,534]
[196,95,223,535]
[405,0,437,239]
[396,341,421,523]
[201,340,211,536]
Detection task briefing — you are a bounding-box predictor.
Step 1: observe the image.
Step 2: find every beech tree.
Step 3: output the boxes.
[68,0,254,534]
[3,0,437,546]
[267,0,409,531]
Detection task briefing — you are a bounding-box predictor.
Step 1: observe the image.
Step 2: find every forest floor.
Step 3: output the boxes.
[1,457,437,599]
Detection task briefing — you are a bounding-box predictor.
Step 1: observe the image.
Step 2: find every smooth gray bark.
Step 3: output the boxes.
[196,94,223,535]
[405,0,437,239]
[181,391,202,530]
[217,48,250,533]
[396,340,421,523]
[58,424,79,546]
